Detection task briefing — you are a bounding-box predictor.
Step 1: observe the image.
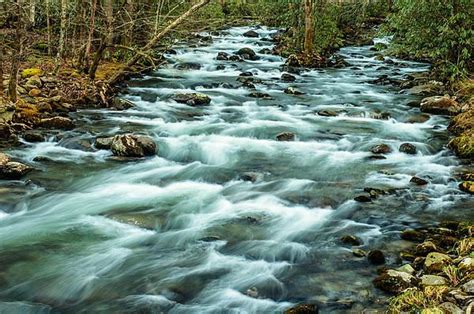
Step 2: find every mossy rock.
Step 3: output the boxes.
[448,109,474,135]
[448,132,474,158]
[459,181,474,194]
[21,68,43,78]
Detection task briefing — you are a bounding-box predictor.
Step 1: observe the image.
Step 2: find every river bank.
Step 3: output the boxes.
[0,25,473,313]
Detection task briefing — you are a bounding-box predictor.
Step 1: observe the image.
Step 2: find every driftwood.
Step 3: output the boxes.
[108,0,210,86]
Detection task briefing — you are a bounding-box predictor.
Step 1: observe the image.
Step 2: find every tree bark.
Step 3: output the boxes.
[108,0,210,86]
[55,0,68,72]
[8,1,22,103]
[303,0,315,54]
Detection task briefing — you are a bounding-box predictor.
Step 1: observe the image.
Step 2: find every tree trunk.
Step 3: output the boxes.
[8,1,22,103]
[29,0,35,26]
[55,0,68,72]
[303,0,315,54]
[108,0,211,86]
[46,0,51,55]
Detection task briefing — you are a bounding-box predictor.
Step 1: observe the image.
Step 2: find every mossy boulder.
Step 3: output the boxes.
[21,68,43,78]
[424,252,451,273]
[111,134,157,157]
[448,131,474,158]
[420,96,460,116]
[448,109,474,135]
[420,275,448,286]
[459,181,474,194]
[373,270,416,293]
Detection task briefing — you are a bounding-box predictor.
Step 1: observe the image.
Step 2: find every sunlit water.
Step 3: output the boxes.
[1,26,473,313]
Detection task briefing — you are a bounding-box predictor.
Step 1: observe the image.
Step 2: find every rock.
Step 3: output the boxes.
[354,195,372,202]
[317,110,338,117]
[401,229,426,242]
[38,117,74,130]
[399,143,417,155]
[0,153,10,165]
[216,52,229,60]
[352,249,367,257]
[21,68,43,78]
[236,47,259,61]
[284,87,304,95]
[408,83,443,96]
[459,181,474,194]
[239,71,253,77]
[175,62,201,70]
[95,137,113,150]
[284,304,319,314]
[110,134,157,157]
[458,257,473,271]
[26,75,42,87]
[438,302,463,314]
[368,250,386,265]
[0,124,13,139]
[23,132,44,142]
[28,89,41,97]
[363,187,387,199]
[249,92,272,99]
[281,73,296,82]
[0,161,33,180]
[410,176,428,186]
[216,64,225,70]
[462,280,474,293]
[340,235,361,246]
[243,30,259,38]
[245,287,259,298]
[374,55,385,61]
[373,270,416,293]
[141,94,158,103]
[240,172,259,182]
[276,132,295,141]
[286,55,301,68]
[370,144,392,154]
[112,98,134,110]
[424,252,451,273]
[420,96,460,116]
[172,93,211,106]
[415,241,439,256]
[371,112,391,120]
[229,55,242,62]
[396,264,415,275]
[448,132,474,159]
[421,275,448,286]
[259,48,272,54]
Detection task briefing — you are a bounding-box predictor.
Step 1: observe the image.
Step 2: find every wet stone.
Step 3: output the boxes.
[276,132,295,141]
[368,250,386,265]
[410,176,428,186]
[370,144,392,154]
[399,143,417,154]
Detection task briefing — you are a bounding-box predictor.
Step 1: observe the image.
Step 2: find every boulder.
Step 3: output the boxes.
[399,143,417,155]
[424,252,451,273]
[317,110,338,117]
[370,144,392,154]
[28,89,42,97]
[26,75,42,87]
[172,93,211,106]
[396,264,415,275]
[401,229,426,242]
[462,280,474,294]
[23,132,44,142]
[240,172,259,182]
[112,98,134,110]
[216,52,229,61]
[284,87,304,95]
[414,241,438,256]
[110,134,157,157]
[410,176,428,186]
[340,235,361,246]
[368,250,386,265]
[95,137,113,150]
[0,153,10,165]
[229,55,242,62]
[236,48,259,61]
[281,73,296,82]
[284,304,319,314]
[276,132,295,141]
[38,117,74,130]
[243,30,259,38]
[352,249,367,257]
[249,92,272,99]
[420,275,448,286]
[438,302,463,314]
[459,181,474,194]
[458,257,473,271]
[354,195,372,202]
[420,96,460,116]
[448,109,474,135]
[373,270,416,293]
[0,161,33,180]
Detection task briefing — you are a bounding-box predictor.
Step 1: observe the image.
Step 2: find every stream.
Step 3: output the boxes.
[0,26,473,313]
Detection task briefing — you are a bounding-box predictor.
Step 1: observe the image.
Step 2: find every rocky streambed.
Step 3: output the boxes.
[0,26,472,313]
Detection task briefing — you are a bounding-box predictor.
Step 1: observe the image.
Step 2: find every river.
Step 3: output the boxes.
[0,26,472,313]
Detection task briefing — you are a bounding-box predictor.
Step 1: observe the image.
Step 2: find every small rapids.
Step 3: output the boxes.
[0,26,473,313]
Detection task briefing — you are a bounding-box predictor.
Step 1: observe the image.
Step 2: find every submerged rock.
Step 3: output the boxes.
[354,195,372,202]
[281,73,296,82]
[401,229,426,242]
[317,110,338,117]
[284,87,304,95]
[340,235,361,246]
[276,132,295,141]
[368,250,386,265]
[172,93,211,106]
[399,143,417,155]
[175,62,202,70]
[353,249,367,257]
[420,96,460,116]
[249,92,272,99]
[110,134,157,157]
[216,52,230,60]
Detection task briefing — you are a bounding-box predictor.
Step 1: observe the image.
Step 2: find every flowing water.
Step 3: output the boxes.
[1,26,473,313]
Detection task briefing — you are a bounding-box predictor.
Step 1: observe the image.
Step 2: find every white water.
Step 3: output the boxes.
[0,26,472,313]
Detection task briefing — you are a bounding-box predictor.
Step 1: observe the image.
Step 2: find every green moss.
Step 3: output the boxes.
[449,133,474,158]
[21,68,43,78]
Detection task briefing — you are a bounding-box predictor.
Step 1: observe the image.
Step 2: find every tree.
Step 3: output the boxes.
[303,0,315,54]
